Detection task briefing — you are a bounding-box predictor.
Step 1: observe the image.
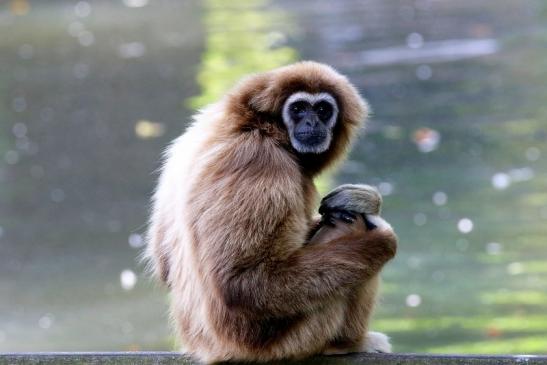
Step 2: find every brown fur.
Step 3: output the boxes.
[146,61,397,363]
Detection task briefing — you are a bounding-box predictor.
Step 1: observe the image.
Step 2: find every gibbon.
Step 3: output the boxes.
[146,61,397,363]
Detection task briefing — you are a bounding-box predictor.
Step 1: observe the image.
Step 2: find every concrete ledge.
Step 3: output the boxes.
[1,352,547,365]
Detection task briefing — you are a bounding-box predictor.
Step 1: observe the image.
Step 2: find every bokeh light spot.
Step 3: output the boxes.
[120,270,137,291]
[135,120,165,139]
[406,294,422,307]
[458,218,474,234]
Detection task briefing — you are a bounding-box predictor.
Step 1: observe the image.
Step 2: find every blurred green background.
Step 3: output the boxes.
[1,0,547,354]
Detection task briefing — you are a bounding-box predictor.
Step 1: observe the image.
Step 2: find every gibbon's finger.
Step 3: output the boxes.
[320,209,356,225]
[362,214,378,231]
[365,215,394,232]
[330,209,357,224]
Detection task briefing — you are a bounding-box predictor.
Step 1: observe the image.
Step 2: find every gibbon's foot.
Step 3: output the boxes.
[319,184,382,218]
[363,331,392,353]
[323,331,392,356]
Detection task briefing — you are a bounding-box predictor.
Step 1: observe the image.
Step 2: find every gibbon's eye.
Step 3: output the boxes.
[314,101,333,122]
[289,101,308,116]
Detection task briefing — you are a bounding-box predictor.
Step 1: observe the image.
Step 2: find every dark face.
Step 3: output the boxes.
[282,92,339,154]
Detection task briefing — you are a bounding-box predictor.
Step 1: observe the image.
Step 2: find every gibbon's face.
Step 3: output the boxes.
[282,92,339,154]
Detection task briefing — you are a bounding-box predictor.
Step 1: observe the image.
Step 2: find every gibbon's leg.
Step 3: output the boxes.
[266,213,393,359]
[316,185,395,354]
[307,213,394,354]
[317,215,394,355]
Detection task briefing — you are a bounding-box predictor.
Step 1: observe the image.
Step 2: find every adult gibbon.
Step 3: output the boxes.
[146,61,397,363]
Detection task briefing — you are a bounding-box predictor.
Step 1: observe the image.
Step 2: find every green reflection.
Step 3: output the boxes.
[187,0,335,194]
[187,0,297,109]
[427,336,547,354]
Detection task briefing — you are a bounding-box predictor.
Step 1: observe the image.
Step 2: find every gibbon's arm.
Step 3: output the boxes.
[189,135,395,317]
[219,228,395,317]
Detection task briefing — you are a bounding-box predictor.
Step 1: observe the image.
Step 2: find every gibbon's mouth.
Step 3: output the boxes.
[294,130,328,146]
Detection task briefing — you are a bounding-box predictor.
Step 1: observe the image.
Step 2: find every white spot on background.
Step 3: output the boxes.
[377,182,394,196]
[74,1,91,18]
[491,173,510,190]
[525,147,540,161]
[4,150,19,165]
[358,38,500,67]
[413,127,440,153]
[406,32,424,49]
[432,191,447,206]
[492,168,534,190]
[128,233,144,248]
[118,42,146,59]
[38,314,54,329]
[486,242,502,255]
[123,0,149,8]
[509,167,534,182]
[414,213,427,226]
[135,120,164,139]
[12,122,28,138]
[120,269,137,291]
[416,64,432,80]
[78,31,95,47]
[458,218,473,234]
[507,262,524,275]
[406,294,422,307]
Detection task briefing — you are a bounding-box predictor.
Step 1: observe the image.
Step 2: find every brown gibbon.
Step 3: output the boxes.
[146,61,397,363]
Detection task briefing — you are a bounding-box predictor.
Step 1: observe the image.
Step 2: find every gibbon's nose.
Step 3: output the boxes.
[303,113,320,128]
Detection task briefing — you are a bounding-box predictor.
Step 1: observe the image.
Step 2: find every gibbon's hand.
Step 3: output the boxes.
[319,184,383,230]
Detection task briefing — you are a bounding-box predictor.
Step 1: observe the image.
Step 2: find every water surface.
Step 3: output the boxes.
[1,0,546,353]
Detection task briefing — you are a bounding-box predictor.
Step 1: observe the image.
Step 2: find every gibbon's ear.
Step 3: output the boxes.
[228,74,263,109]
[225,73,278,125]
[228,71,290,116]
[246,74,286,115]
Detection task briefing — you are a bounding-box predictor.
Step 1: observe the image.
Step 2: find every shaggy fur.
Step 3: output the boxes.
[146,61,397,363]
